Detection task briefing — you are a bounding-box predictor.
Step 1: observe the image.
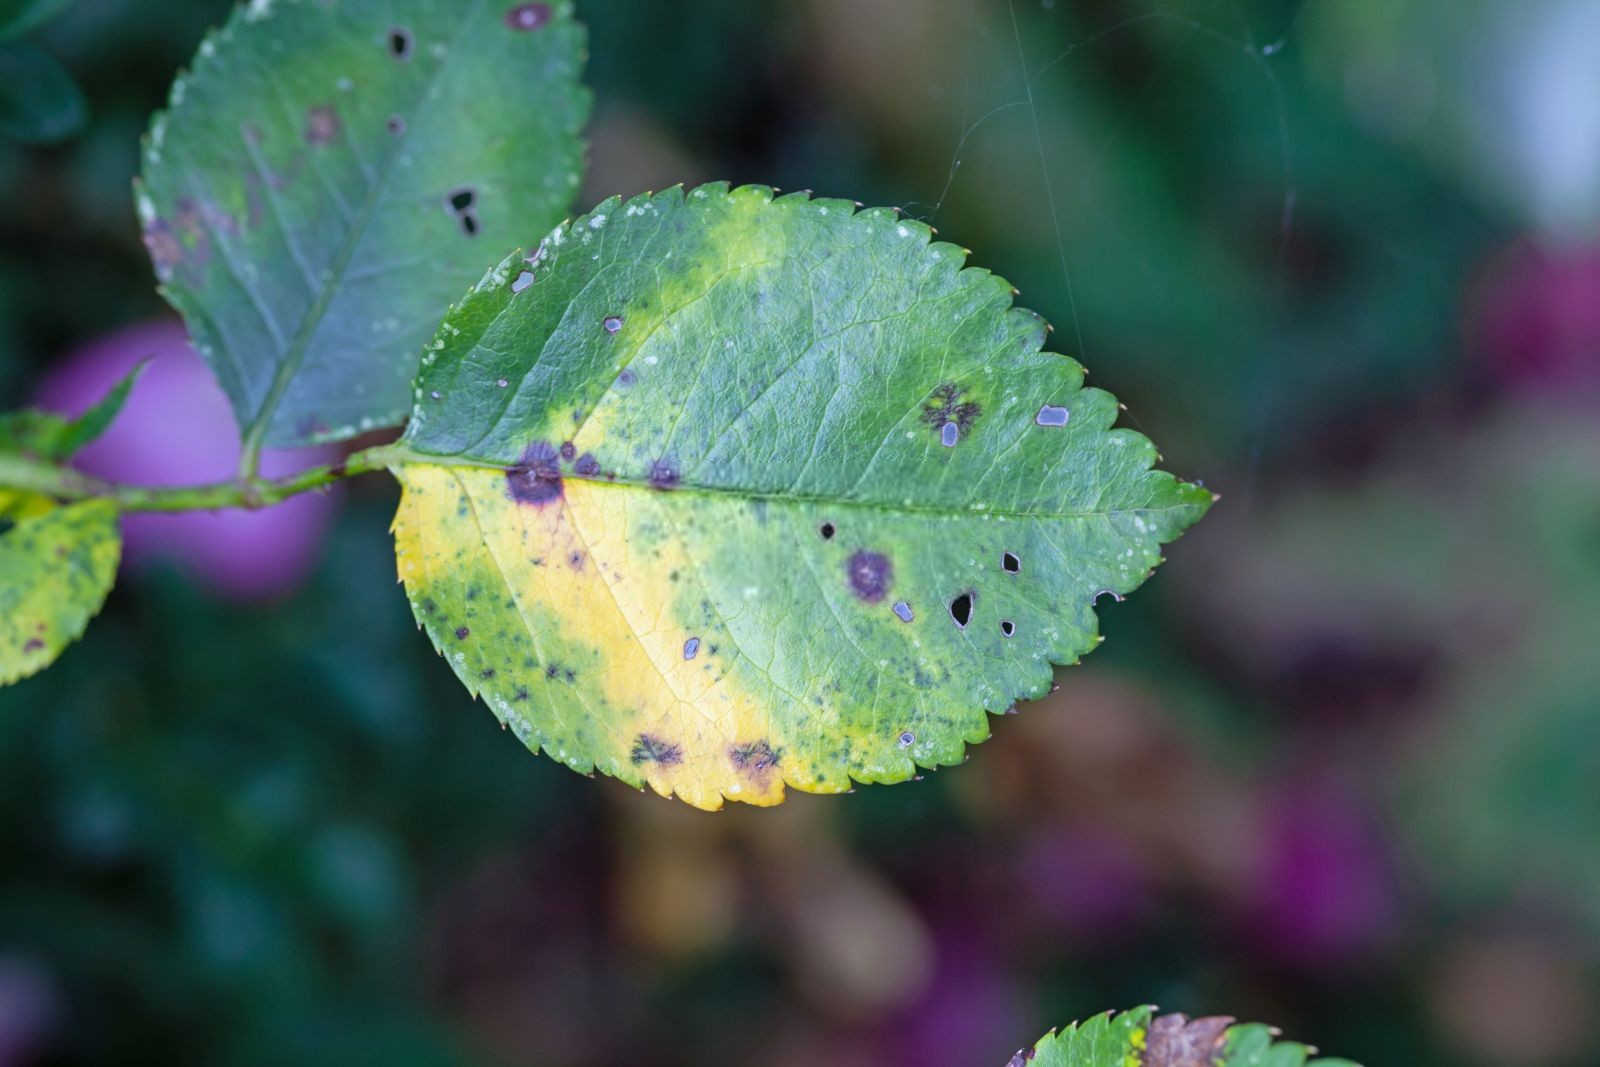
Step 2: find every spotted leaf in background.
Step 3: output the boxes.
[0,499,119,684]
[137,0,589,447]
[1016,1007,1359,1067]
[390,184,1213,809]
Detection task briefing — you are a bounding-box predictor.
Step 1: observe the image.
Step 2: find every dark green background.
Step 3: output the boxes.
[3,1,1597,1064]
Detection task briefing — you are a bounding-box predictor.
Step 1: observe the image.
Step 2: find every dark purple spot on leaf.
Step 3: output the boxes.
[649,459,679,489]
[23,639,44,654]
[631,734,683,766]
[505,442,563,506]
[505,3,551,30]
[922,382,981,443]
[846,551,892,602]
[1035,404,1070,427]
[683,637,700,660]
[454,627,470,640]
[574,453,600,476]
[386,114,406,135]
[305,105,340,146]
[559,441,576,461]
[892,601,914,623]
[729,740,781,777]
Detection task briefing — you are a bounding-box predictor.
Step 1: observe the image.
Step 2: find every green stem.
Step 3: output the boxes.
[0,443,408,514]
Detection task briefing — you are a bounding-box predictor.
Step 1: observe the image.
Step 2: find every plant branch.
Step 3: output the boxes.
[0,443,408,514]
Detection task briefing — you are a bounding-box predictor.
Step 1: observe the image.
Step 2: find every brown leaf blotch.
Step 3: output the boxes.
[1142,1013,1235,1067]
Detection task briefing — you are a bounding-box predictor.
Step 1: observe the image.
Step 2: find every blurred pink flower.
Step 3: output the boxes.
[33,319,341,600]
[1243,780,1398,966]
[1470,239,1600,394]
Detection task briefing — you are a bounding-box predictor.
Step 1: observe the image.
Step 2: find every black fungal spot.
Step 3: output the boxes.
[388,27,413,58]
[617,369,635,387]
[574,453,600,476]
[949,592,973,628]
[921,382,982,444]
[1003,551,1021,573]
[1000,619,1015,637]
[422,598,438,615]
[513,688,530,701]
[819,522,835,540]
[729,740,781,776]
[386,114,406,135]
[631,734,683,766]
[648,459,680,490]
[846,551,892,603]
[545,665,560,680]
[304,104,340,146]
[505,442,563,506]
[455,626,470,640]
[480,668,496,679]
[505,3,552,30]
[568,551,585,570]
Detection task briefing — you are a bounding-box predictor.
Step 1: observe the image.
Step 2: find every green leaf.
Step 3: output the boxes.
[0,0,73,39]
[0,359,147,463]
[389,184,1214,809]
[0,499,120,686]
[137,0,589,448]
[1015,1007,1359,1067]
[0,41,86,143]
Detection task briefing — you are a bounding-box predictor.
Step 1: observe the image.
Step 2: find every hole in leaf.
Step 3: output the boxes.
[1000,619,1015,637]
[1035,404,1070,427]
[892,601,914,623]
[603,315,624,334]
[1002,551,1020,573]
[898,731,915,748]
[819,522,835,540]
[448,188,476,213]
[389,27,413,58]
[459,213,480,237]
[683,637,700,660]
[949,592,973,628]
[511,270,535,293]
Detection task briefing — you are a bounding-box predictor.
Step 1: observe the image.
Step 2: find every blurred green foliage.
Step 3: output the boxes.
[2,1,1597,1065]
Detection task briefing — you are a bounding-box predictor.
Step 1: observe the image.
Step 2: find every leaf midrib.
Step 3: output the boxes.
[239,0,489,451]
[393,452,1206,523]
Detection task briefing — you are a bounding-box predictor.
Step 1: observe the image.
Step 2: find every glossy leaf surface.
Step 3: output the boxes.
[138,0,589,446]
[392,185,1214,808]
